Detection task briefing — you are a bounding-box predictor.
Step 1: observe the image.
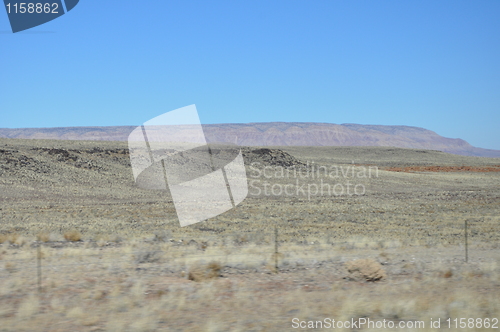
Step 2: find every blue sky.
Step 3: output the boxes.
[1,1,499,149]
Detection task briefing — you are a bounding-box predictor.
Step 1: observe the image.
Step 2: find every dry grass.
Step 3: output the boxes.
[0,233,19,245]
[0,140,499,330]
[188,261,222,281]
[16,294,39,319]
[0,234,8,244]
[36,233,50,242]
[345,258,386,281]
[63,230,82,242]
[4,261,16,273]
[0,241,498,331]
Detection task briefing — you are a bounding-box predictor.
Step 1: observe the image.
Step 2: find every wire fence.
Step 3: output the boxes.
[0,222,482,292]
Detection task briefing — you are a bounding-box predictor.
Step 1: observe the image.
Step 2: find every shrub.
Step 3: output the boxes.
[188,261,222,282]
[37,233,50,242]
[64,230,82,242]
[0,233,19,244]
[17,294,40,318]
[152,231,171,242]
[13,236,27,246]
[345,258,386,282]
[133,250,162,264]
[5,261,16,273]
[0,234,8,244]
[442,269,453,278]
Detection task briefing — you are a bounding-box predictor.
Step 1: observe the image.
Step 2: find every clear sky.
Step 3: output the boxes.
[1,1,499,149]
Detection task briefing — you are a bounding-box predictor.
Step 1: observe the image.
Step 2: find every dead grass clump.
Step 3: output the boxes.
[134,250,163,264]
[345,258,386,282]
[0,233,19,244]
[5,261,16,273]
[152,230,171,242]
[37,233,50,242]
[17,294,40,319]
[442,269,453,278]
[64,230,82,242]
[13,236,27,246]
[0,234,7,244]
[188,261,222,282]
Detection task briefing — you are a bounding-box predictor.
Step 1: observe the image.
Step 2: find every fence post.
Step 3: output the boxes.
[274,226,279,273]
[465,219,468,263]
[37,242,42,293]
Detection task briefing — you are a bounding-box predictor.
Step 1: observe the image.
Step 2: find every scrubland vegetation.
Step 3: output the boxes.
[1,138,499,330]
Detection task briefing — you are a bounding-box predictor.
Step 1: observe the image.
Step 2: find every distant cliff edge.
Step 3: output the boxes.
[0,122,499,158]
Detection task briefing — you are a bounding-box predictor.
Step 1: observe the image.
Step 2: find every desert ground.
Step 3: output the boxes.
[1,138,500,331]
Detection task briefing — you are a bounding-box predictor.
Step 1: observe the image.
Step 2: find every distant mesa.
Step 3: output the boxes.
[0,123,499,158]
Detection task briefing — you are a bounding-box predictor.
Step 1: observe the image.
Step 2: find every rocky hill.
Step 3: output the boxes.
[0,122,499,158]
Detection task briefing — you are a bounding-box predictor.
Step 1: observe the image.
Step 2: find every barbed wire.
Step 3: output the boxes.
[1,240,478,265]
[0,224,482,288]
[0,247,341,266]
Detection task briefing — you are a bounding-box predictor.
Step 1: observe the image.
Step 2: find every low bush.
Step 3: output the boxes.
[345,258,386,282]
[188,261,222,282]
[64,230,82,242]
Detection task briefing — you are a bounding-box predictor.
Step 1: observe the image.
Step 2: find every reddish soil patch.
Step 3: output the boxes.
[384,165,500,173]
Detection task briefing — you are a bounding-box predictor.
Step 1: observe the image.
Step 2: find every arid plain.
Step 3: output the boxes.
[1,137,500,331]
